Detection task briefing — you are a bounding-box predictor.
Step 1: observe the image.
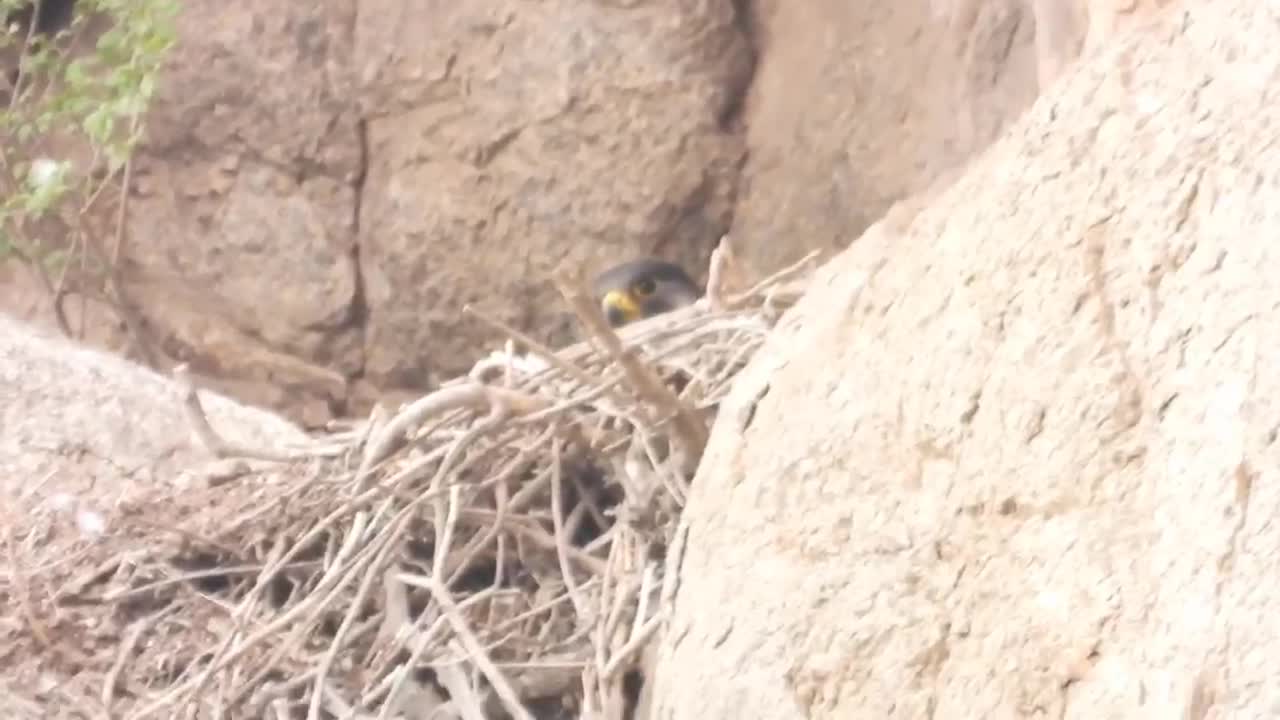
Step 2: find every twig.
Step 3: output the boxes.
[568,471,609,532]
[637,427,690,506]
[660,518,690,615]
[504,522,608,575]
[434,485,463,579]
[704,235,736,312]
[104,153,161,366]
[631,563,657,646]
[102,619,149,714]
[368,582,500,707]
[173,364,322,463]
[433,662,487,720]
[550,434,590,621]
[102,562,321,603]
[217,530,397,713]
[463,304,603,390]
[553,271,708,458]
[428,576,535,720]
[602,611,664,679]
[49,226,84,338]
[227,422,501,711]
[601,537,638,660]
[6,524,51,649]
[140,518,398,717]
[372,569,411,665]
[306,519,406,720]
[369,592,463,718]
[357,383,549,481]
[6,0,44,112]
[726,248,821,306]
[445,436,546,584]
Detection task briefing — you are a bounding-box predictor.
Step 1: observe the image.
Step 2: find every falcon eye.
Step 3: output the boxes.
[633,277,657,297]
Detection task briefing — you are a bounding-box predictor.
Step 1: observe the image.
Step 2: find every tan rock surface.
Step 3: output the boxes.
[116,1,365,422]
[727,0,1041,274]
[651,1,1280,717]
[0,313,306,501]
[727,0,1183,276]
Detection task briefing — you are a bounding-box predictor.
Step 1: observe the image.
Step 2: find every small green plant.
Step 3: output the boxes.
[0,0,176,338]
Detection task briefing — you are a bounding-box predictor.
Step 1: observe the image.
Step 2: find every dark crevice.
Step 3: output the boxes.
[348,115,370,333]
[328,113,370,418]
[710,0,760,263]
[347,0,370,341]
[621,669,645,720]
[5,0,78,38]
[741,381,769,432]
[3,0,80,99]
[648,0,759,276]
[719,0,759,133]
[324,0,371,416]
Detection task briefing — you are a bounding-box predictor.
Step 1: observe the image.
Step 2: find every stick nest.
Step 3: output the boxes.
[1,244,816,720]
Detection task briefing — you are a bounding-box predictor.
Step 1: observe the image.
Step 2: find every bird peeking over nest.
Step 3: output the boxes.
[592,258,702,328]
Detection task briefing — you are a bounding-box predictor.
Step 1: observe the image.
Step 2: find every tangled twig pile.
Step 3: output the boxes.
[2,242,816,719]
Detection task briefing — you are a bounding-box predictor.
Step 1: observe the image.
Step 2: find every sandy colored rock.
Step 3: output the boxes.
[651,1,1280,718]
[727,0,1180,276]
[726,0,1041,274]
[0,312,306,501]
[1025,0,1176,89]
[114,1,364,421]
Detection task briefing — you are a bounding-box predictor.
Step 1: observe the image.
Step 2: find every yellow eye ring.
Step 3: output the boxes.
[632,278,657,297]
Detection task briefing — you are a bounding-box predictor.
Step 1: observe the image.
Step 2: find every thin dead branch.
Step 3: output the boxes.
[174,363,339,463]
[428,575,535,720]
[553,270,709,458]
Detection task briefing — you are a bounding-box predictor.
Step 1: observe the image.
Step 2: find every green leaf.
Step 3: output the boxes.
[0,0,178,275]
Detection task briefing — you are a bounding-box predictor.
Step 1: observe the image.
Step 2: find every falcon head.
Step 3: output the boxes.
[592,258,701,328]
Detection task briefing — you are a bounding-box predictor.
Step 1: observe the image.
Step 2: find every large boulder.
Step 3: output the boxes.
[651,1,1280,717]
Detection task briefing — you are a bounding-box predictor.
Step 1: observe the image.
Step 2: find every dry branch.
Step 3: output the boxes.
[553,270,710,459]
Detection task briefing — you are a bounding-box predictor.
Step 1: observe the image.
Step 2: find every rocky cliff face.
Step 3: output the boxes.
[649,1,1279,717]
[3,0,1087,426]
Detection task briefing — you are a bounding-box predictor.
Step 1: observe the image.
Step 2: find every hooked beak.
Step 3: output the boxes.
[601,289,641,327]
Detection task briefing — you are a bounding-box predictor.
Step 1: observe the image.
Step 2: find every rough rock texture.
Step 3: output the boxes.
[1030,0,1177,90]
[0,312,305,500]
[122,2,365,425]
[727,0,1182,275]
[651,2,1280,718]
[726,0,1041,274]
